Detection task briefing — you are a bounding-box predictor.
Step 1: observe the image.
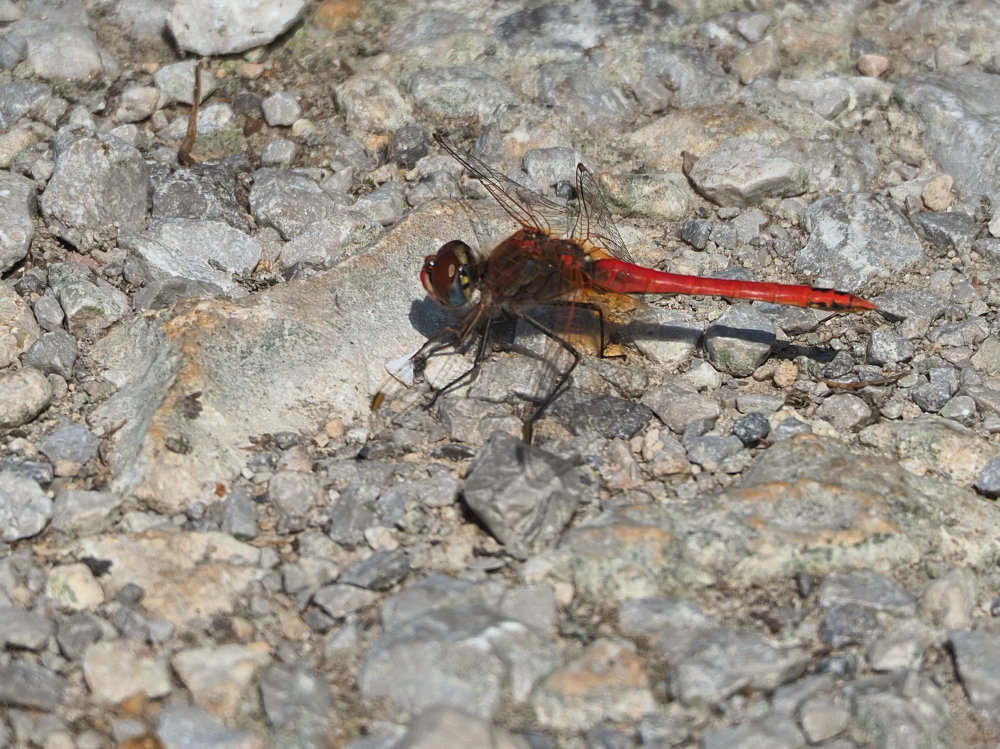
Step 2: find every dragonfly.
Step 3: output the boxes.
[374,133,875,442]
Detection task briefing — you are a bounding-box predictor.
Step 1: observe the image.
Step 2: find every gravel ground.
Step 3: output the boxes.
[2,0,1000,747]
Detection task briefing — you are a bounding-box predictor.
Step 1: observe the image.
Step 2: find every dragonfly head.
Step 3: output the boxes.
[421,240,480,308]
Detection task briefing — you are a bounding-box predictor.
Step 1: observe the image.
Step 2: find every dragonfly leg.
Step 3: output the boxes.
[540,300,614,357]
[514,311,581,443]
[426,316,493,407]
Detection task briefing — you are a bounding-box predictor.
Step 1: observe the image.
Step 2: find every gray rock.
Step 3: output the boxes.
[0,662,64,710]
[666,628,809,705]
[702,715,804,749]
[160,102,236,139]
[221,487,258,539]
[796,193,924,292]
[151,163,250,232]
[23,330,78,379]
[0,170,37,273]
[910,366,960,413]
[40,423,100,474]
[678,219,711,249]
[46,261,129,339]
[121,218,261,294]
[688,138,808,207]
[312,583,378,619]
[974,457,1000,498]
[939,395,976,422]
[818,570,917,616]
[911,211,978,250]
[643,42,737,108]
[327,481,380,547]
[873,286,949,323]
[260,137,297,167]
[335,73,414,133]
[51,489,122,534]
[848,672,951,747]
[815,393,872,431]
[866,621,923,672]
[547,390,653,440]
[0,80,51,130]
[537,62,637,131]
[56,612,103,660]
[598,170,692,221]
[394,707,528,749]
[353,183,406,227]
[617,597,716,643]
[733,412,770,444]
[259,664,332,748]
[116,85,162,123]
[819,604,880,648]
[33,291,65,331]
[0,367,52,429]
[279,211,382,269]
[866,329,914,365]
[684,434,744,470]
[249,168,344,239]
[0,31,27,70]
[403,66,517,121]
[152,59,218,105]
[928,317,989,348]
[261,90,300,126]
[798,695,851,743]
[0,281,41,368]
[339,549,411,591]
[0,606,53,650]
[704,303,776,376]
[133,277,226,310]
[642,378,720,433]
[495,2,680,53]
[462,432,583,559]
[41,132,150,251]
[155,703,262,748]
[379,575,505,631]
[8,0,105,80]
[168,0,307,55]
[776,136,880,193]
[391,122,429,169]
[895,70,1000,203]
[949,630,1000,720]
[359,604,558,719]
[268,470,322,533]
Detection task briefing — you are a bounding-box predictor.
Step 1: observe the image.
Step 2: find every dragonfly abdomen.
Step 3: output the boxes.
[591,258,875,312]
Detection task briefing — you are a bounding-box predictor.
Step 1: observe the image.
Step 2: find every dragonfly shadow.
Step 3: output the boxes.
[407,297,456,340]
[408,299,842,367]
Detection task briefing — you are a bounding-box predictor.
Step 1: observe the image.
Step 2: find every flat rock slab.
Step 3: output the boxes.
[554,435,1000,602]
[89,201,508,513]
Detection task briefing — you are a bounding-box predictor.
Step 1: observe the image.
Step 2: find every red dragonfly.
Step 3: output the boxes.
[375,133,875,441]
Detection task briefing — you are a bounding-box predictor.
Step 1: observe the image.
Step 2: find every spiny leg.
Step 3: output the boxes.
[427,316,494,407]
[515,311,582,443]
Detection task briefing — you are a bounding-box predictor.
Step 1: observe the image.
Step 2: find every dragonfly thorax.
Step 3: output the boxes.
[421,240,482,308]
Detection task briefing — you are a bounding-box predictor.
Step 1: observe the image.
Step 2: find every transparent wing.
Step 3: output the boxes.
[570,164,634,264]
[434,133,575,238]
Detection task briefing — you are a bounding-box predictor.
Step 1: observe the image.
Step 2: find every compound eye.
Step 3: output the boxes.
[420,240,473,308]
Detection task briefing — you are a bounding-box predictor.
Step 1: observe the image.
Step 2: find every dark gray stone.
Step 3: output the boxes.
[259,664,333,748]
[797,193,924,291]
[0,663,64,710]
[547,390,653,440]
[339,549,411,591]
[22,330,78,379]
[462,432,583,558]
[40,132,150,251]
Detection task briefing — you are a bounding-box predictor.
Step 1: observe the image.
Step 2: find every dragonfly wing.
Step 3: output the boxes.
[570,164,634,264]
[434,133,574,237]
